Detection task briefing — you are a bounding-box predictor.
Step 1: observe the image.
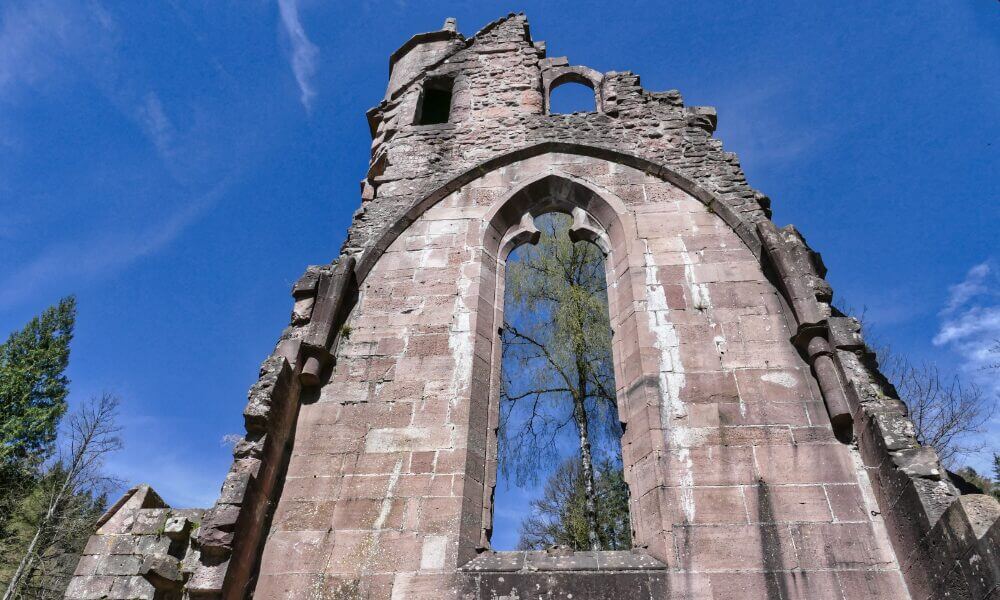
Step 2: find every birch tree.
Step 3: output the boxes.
[499,213,625,551]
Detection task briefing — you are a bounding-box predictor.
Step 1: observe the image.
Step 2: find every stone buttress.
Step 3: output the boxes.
[65,14,999,600]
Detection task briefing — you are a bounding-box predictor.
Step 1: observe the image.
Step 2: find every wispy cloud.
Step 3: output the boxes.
[711,79,835,172]
[0,0,81,148]
[136,91,176,161]
[277,0,319,112]
[0,177,234,309]
[0,1,70,96]
[933,260,1000,395]
[941,262,992,315]
[1,2,255,310]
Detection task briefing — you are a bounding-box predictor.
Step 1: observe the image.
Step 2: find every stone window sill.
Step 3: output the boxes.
[461,549,666,573]
[410,122,457,132]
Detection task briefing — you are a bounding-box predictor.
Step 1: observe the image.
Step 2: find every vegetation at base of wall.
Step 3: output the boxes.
[0,465,108,598]
[953,454,1000,501]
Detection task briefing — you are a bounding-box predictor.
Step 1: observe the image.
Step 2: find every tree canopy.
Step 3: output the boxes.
[517,457,630,551]
[0,296,76,468]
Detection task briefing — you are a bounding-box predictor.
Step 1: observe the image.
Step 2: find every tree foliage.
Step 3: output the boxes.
[1,394,121,600]
[518,457,631,551]
[953,453,1000,502]
[0,297,76,467]
[499,213,626,550]
[0,298,76,566]
[0,299,122,599]
[0,465,106,599]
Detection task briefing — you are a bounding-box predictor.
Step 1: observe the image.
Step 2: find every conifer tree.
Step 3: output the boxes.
[0,297,76,546]
[0,297,76,466]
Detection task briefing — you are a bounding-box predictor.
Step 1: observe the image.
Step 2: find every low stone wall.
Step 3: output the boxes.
[65,486,203,600]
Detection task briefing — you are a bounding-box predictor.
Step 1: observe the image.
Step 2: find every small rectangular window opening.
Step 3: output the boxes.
[415,78,454,125]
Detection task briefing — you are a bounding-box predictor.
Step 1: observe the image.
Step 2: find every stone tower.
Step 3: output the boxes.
[65,14,999,600]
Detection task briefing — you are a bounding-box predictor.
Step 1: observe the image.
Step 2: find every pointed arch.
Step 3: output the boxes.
[457,171,665,563]
[484,171,629,261]
[353,142,765,284]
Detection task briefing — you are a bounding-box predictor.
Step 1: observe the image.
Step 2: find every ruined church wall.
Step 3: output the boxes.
[254,153,908,599]
[63,13,1000,600]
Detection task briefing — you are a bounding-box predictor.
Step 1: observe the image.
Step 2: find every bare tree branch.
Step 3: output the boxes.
[3,393,122,600]
[876,345,995,466]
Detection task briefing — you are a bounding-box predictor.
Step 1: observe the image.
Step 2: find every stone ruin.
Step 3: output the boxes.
[65,14,998,600]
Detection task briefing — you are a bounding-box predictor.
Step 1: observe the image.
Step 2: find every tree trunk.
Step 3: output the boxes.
[573,364,601,551]
[3,515,45,600]
[4,419,90,600]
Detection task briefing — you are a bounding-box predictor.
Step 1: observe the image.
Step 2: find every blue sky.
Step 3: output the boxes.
[1,0,997,523]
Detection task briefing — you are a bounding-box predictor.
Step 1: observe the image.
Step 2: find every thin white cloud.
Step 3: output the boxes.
[277,0,318,112]
[137,91,175,161]
[1,2,247,309]
[0,1,77,118]
[934,260,1000,396]
[934,306,1000,348]
[710,79,834,171]
[0,177,233,309]
[941,262,991,314]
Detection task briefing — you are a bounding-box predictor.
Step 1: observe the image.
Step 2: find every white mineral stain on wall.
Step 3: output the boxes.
[642,240,694,522]
[374,459,403,529]
[365,426,455,453]
[681,242,712,314]
[761,371,798,388]
[420,535,449,570]
[352,458,403,578]
[449,247,475,406]
[678,238,736,416]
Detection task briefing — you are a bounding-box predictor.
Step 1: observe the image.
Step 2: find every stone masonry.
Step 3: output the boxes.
[66,14,999,600]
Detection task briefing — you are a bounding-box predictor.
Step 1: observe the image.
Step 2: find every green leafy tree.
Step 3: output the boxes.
[1,394,120,600]
[0,465,107,599]
[518,457,631,551]
[0,297,76,551]
[500,213,624,551]
[954,463,999,502]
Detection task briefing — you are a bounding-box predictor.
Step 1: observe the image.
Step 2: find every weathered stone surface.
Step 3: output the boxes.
[139,554,183,590]
[64,487,204,600]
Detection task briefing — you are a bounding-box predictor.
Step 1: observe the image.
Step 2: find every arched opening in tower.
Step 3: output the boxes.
[548,81,597,115]
[491,212,630,552]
